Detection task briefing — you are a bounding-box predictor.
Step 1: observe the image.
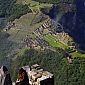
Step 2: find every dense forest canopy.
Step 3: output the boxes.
[10,48,85,85]
[0,0,31,21]
[34,0,75,4]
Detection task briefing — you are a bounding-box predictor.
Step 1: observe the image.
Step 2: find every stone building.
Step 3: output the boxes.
[25,64,54,85]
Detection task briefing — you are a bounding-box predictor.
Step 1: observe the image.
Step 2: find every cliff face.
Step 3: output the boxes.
[58,0,85,50]
[43,0,85,50]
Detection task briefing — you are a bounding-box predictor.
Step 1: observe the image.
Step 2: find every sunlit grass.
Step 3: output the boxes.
[71,52,85,58]
[17,0,52,12]
[43,34,68,49]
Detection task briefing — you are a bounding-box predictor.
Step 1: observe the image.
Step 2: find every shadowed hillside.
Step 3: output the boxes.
[0,0,85,85]
[58,0,85,50]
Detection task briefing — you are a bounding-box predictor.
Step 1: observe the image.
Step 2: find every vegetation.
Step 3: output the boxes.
[10,48,66,83]
[0,31,18,66]
[18,0,52,13]
[10,48,85,85]
[0,0,16,17]
[43,34,72,51]
[8,4,31,21]
[35,0,75,4]
[0,0,85,85]
[0,0,31,22]
[71,52,85,58]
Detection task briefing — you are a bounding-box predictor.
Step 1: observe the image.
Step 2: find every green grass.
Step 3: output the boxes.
[43,34,68,49]
[7,12,48,43]
[16,0,32,4]
[71,52,85,58]
[30,33,37,38]
[7,13,35,42]
[17,0,52,12]
[44,34,85,58]
[30,1,52,11]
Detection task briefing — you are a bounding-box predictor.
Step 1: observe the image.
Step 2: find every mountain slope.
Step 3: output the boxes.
[1,0,85,85]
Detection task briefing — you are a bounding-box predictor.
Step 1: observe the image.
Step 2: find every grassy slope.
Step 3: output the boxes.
[43,34,68,48]
[71,52,85,58]
[7,13,48,43]
[43,34,85,58]
[0,0,51,66]
[11,48,85,85]
[7,0,52,43]
[17,0,52,12]
[11,48,68,84]
[4,0,85,59]
[5,1,85,84]
[7,13,35,43]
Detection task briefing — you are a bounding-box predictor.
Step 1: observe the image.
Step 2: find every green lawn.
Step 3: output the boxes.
[43,34,68,49]
[71,52,85,58]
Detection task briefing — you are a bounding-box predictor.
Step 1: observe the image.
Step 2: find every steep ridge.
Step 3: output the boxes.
[1,0,85,85]
[58,0,85,50]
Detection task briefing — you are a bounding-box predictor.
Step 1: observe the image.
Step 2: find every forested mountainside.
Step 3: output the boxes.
[34,0,74,4]
[11,48,85,85]
[0,0,85,85]
[0,0,31,23]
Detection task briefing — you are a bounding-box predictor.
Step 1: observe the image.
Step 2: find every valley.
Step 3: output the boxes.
[0,0,85,85]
